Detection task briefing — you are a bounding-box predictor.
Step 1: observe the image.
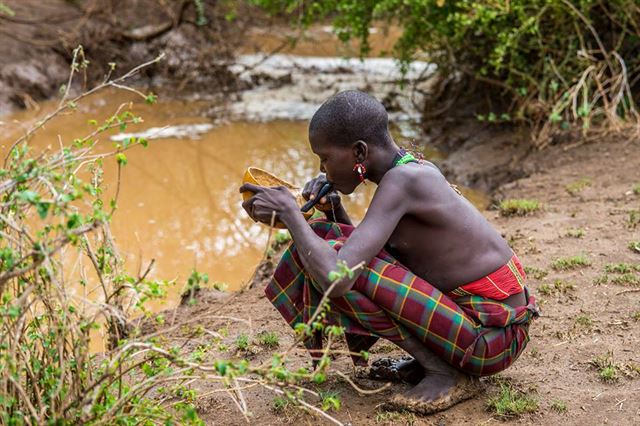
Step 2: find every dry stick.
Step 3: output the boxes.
[561,0,613,71]
[260,383,344,426]
[616,288,640,295]
[7,376,38,425]
[334,371,391,395]
[0,221,100,291]
[4,52,165,165]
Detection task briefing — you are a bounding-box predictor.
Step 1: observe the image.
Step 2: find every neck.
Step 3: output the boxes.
[365,142,401,184]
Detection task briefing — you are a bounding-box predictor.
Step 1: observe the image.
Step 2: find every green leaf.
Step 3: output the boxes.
[116,153,128,166]
[19,190,39,203]
[145,93,158,104]
[35,202,51,219]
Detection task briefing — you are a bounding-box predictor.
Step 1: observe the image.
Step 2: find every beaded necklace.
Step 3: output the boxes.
[392,149,419,168]
[391,148,462,195]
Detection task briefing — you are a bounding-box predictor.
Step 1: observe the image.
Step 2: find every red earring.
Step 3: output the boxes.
[353,162,367,183]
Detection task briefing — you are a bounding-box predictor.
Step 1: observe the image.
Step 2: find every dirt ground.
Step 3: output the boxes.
[139,132,640,425]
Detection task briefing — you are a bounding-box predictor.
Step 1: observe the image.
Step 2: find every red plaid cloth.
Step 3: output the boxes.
[266,220,539,376]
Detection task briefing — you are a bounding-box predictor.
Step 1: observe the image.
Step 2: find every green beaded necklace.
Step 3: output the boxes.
[392,149,419,168]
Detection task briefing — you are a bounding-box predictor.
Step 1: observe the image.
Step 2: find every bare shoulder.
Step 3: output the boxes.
[380,161,448,197]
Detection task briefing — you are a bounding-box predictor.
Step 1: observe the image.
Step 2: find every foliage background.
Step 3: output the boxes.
[251,0,640,144]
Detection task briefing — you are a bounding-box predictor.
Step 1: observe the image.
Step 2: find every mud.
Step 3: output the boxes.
[0,0,244,114]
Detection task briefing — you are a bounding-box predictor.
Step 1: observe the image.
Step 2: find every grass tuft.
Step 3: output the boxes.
[551,255,591,271]
[498,199,540,217]
[256,331,280,348]
[538,280,576,296]
[633,184,640,195]
[628,210,640,229]
[271,396,290,413]
[550,399,568,413]
[590,352,620,383]
[629,241,640,253]
[604,263,639,274]
[375,410,417,425]
[486,383,538,418]
[235,333,250,351]
[524,266,548,280]
[632,311,640,321]
[565,228,585,238]
[593,274,609,285]
[565,178,591,196]
[610,273,640,286]
[319,390,341,412]
[575,314,592,328]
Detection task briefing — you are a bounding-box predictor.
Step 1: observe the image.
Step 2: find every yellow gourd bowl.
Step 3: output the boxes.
[242,167,315,228]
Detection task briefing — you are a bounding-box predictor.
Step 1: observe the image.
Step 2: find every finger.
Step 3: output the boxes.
[311,179,325,198]
[239,183,262,193]
[241,198,256,217]
[302,181,312,200]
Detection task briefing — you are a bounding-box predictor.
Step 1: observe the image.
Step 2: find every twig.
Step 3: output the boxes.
[334,371,392,395]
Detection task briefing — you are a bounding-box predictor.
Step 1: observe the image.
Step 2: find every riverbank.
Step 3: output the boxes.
[142,131,640,425]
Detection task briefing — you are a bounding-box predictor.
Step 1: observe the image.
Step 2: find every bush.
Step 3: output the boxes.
[251,0,640,145]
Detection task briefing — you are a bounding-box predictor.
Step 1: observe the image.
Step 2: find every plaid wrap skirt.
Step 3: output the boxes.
[265,220,539,376]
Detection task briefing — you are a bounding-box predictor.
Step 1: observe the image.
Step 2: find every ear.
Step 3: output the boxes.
[352,140,368,163]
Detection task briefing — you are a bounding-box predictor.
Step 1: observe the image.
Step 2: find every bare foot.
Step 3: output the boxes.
[369,357,425,385]
[383,372,482,415]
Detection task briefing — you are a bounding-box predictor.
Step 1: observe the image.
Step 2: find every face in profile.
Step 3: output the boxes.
[309,135,361,195]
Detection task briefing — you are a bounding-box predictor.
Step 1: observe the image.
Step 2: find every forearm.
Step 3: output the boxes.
[281,211,352,297]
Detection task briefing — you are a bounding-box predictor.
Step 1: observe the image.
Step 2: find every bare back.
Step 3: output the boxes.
[381,162,513,294]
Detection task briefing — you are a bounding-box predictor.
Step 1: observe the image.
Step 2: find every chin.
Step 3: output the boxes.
[336,183,357,195]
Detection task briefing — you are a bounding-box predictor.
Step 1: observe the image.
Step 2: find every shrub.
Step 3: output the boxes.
[251,0,640,146]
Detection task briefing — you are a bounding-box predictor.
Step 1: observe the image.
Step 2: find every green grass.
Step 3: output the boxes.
[235,333,250,351]
[600,366,618,382]
[628,210,640,229]
[538,280,576,296]
[565,228,585,238]
[633,184,640,195]
[575,314,592,328]
[256,331,280,348]
[498,199,540,217]
[565,178,591,196]
[271,396,290,413]
[629,241,640,253]
[590,352,620,383]
[593,274,609,285]
[319,390,341,412]
[610,274,640,286]
[604,263,639,274]
[550,399,568,413]
[486,383,538,418]
[632,310,640,321]
[551,255,591,271]
[375,410,417,425]
[523,266,548,280]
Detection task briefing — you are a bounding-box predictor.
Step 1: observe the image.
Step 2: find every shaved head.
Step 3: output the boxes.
[309,90,392,147]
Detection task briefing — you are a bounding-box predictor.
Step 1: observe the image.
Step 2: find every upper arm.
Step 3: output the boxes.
[336,169,413,271]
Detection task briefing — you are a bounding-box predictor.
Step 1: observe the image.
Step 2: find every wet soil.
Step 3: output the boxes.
[143,132,640,425]
[0,0,245,115]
